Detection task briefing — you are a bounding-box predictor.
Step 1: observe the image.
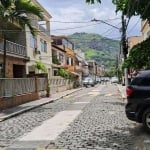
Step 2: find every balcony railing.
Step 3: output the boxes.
[0,40,27,57]
[39,25,50,36]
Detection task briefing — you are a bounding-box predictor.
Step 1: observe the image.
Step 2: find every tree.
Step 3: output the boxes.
[86,0,150,23]
[0,0,44,77]
[112,0,150,22]
[57,69,73,79]
[122,37,150,70]
[33,61,47,73]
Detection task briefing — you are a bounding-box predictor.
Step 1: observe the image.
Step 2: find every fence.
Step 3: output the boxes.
[49,76,74,94]
[0,77,73,98]
[0,78,47,98]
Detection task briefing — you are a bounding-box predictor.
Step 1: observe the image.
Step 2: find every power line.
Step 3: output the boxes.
[51,22,102,31]
[51,18,121,24]
[91,18,120,30]
[0,22,103,32]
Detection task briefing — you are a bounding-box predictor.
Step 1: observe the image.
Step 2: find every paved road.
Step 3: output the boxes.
[0,84,150,150]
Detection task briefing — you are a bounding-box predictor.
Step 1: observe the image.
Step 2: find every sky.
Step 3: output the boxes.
[37,0,141,41]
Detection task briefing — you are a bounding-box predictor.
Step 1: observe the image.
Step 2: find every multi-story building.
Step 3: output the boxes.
[0,14,29,78]
[26,0,52,78]
[51,44,66,76]
[0,0,52,78]
[74,48,89,82]
[87,60,98,79]
[127,36,143,50]
[51,35,79,77]
[141,20,150,40]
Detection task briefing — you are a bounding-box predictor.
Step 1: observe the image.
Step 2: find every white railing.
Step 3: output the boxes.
[0,40,27,57]
[37,78,47,91]
[0,77,74,98]
[49,76,74,94]
[0,78,36,98]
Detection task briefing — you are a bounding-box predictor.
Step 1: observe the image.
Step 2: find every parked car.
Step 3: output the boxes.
[110,77,119,83]
[125,70,150,132]
[82,77,95,87]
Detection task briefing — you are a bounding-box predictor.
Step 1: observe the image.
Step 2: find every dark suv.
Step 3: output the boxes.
[125,70,150,132]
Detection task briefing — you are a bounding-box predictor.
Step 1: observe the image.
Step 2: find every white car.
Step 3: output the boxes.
[111,77,119,83]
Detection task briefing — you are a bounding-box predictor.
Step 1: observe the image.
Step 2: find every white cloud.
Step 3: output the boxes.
[37,0,141,39]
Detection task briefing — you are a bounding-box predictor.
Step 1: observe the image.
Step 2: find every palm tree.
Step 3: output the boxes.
[0,0,44,77]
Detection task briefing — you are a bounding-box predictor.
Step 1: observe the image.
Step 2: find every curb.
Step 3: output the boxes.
[117,85,126,100]
[0,88,82,122]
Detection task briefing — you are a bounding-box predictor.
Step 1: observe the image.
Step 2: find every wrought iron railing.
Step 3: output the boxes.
[0,40,27,57]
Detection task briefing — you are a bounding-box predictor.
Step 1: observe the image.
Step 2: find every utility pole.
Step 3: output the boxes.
[121,13,128,86]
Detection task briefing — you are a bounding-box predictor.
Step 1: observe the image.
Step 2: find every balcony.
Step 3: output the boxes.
[39,25,50,36]
[75,65,83,72]
[0,40,27,58]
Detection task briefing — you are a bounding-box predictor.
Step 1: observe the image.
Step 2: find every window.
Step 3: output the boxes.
[53,69,58,76]
[71,58,74,66]
[40,39,47,53]
[66,57,69,65]
[140,78,150,86]
[59,53,64,63]
[132,77,150,86]
[30,34,37,48]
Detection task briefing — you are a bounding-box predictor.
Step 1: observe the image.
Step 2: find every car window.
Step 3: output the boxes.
[131,77,150,86]
[140,77,150,86]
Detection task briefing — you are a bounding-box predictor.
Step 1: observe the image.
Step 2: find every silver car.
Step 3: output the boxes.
[83,77,95,87]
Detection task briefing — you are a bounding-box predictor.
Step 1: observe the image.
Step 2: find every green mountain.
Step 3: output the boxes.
[68,32,120,68]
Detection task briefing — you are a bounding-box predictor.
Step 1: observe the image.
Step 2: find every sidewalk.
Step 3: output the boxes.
[0,88,83,122]
[117,84,126,101]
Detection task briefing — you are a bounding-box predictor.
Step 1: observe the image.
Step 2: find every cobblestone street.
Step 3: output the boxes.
[0,84,150,150]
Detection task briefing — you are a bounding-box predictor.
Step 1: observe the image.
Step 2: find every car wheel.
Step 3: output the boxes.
[142,108,150,132]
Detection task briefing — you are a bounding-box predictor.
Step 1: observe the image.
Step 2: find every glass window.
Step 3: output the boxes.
[59,53,64,63]
[30,34,37,48]
[66,57,69,65]
[132,77,150,86]
[140,78,150,86]
[71,58,74,66]
[40,39,47,53]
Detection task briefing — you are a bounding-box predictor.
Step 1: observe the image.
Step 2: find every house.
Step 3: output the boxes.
[51,44,66,76]
[87,60,98,80]
[127,36,143,51]
[26,0,52,78]
[0,0,52,78]
[0,14,29,78]
[74,48,89,82]
[51,35,79,77]
[141,20,150,40]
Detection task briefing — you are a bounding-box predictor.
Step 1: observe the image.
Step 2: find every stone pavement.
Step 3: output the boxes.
[0,88,83,122]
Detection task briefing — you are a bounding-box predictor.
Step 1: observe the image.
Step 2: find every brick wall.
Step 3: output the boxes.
[0,92,39,111]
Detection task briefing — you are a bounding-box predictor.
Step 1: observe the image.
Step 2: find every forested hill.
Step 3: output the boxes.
[68,32,120,68]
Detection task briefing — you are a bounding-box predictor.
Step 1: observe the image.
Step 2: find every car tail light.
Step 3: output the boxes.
[126,87,133,96]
